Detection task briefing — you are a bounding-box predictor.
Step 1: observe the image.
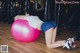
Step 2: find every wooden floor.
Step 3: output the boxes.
[0,22,80,53]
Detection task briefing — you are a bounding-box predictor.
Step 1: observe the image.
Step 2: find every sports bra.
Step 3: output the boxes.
[24,16,44,28]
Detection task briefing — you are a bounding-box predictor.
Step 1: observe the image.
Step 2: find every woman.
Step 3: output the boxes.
[14,12,76,49]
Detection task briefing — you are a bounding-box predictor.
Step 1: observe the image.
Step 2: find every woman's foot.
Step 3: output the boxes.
[63,37,76,49]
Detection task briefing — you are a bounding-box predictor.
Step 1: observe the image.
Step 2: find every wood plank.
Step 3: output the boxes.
[0,22,80,53]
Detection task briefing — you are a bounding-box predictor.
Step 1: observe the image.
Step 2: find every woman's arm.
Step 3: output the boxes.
[14,13,30,21]
[14,15,26,21]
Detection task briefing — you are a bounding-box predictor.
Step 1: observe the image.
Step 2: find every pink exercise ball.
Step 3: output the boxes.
[11,19,40,42]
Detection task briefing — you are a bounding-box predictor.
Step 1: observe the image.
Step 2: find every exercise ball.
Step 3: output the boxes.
[11,19,40,42]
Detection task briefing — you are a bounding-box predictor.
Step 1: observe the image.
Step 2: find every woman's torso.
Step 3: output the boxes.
[24,16,44,29]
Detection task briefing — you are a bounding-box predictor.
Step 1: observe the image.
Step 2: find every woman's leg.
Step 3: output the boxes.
[45,27,65,48]
[52,27,65,44]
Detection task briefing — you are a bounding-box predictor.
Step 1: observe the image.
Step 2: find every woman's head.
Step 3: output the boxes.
[25,12,30,16]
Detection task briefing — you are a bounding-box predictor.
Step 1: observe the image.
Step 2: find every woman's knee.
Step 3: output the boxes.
[46,44,52,48]
[46,44,56,48]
